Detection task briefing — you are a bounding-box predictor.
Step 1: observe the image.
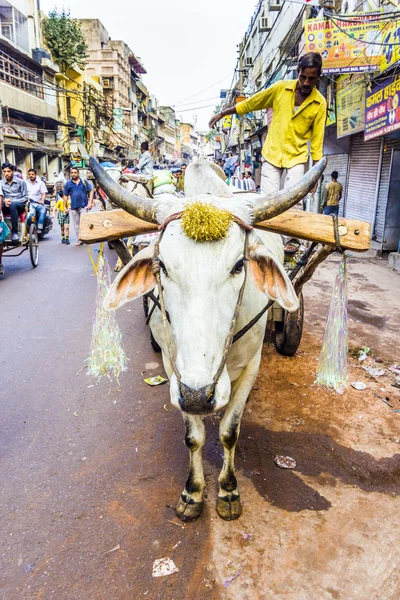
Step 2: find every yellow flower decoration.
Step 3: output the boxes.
[181,202,233,242]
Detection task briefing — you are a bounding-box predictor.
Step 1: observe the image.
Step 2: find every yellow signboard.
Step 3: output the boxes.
[380,19,400,72]
[336,74,366,138]
[305,16,382,74]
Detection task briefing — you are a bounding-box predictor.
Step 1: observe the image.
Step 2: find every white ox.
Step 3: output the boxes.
[90,158,325,521]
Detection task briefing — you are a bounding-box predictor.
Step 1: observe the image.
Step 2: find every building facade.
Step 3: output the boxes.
[0,0,61,177]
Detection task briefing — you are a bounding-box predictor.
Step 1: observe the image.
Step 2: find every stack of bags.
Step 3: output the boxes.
[153,171,176,196]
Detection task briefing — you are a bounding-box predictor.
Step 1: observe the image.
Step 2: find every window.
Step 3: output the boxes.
[0,2,29,52]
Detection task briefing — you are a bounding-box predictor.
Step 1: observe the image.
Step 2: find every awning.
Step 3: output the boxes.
[4,137,62,154]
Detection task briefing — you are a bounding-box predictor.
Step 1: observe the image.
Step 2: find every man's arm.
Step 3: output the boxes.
[209,84,278,129]
[310,102,327,163]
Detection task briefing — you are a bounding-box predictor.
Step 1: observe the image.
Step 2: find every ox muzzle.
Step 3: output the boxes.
[179,382,216,415]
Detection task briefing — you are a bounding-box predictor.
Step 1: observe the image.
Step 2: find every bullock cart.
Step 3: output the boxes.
[80,158,372,522]
[80,205,370,356]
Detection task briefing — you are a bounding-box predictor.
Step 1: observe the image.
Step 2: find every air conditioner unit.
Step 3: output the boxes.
[269,0,282,11]
[259,17,271,32]
[102,78,114,89]
[245,57,253,67]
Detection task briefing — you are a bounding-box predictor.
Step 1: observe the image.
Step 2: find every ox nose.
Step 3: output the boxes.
[178,382,216,415]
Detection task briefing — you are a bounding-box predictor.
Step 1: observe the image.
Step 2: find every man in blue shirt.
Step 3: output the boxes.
[63,167,94,246]
[0,162,29,241]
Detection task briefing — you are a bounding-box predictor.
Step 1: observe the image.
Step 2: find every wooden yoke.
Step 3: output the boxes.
[79,208,370,252]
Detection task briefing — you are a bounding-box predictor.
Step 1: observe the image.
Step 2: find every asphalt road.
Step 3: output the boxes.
[0,226,214,600]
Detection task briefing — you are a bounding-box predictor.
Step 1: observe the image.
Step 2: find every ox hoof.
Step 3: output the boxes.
[216,496,242,520]
[175,495,204,522]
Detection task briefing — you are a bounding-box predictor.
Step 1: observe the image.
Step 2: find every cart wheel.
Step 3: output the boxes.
[274,291,304,356]
[29,223,39,268]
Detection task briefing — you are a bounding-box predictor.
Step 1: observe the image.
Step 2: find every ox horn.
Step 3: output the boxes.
[89,157,158,224]
[251,157,327,223]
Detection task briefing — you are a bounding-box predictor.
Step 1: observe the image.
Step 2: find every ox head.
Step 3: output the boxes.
[91,157,326,415]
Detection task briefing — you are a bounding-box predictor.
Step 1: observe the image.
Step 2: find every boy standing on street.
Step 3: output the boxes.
[63,167,94,246]
[53,192,71,244]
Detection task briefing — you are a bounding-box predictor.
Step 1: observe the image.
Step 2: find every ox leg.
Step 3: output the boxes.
[175,414,206,522]
[217,353,262,520]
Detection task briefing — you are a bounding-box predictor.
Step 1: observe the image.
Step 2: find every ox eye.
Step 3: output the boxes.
[159,259,168,277]
[231,258,246,275]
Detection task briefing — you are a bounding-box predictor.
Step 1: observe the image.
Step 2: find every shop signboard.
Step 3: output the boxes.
[336,74,365,138]
[113,108,123,132]
[305,16,382,74]
[380,18,400,73]
[365,76,400,141]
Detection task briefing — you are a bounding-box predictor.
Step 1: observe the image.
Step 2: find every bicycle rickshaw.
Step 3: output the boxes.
[1,202,39,268]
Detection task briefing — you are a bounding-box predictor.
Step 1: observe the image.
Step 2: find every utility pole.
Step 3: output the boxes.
[0,100,5,163]
[238,46,245,174]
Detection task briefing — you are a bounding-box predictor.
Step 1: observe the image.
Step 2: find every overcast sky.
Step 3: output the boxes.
[41,0,257,130]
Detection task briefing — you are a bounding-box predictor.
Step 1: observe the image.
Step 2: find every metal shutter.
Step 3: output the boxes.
[326,154,349,216]
[374,139,400,242]
[345,133,382,223]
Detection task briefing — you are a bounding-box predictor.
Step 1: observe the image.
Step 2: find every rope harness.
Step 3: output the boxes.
[151,224,249,393]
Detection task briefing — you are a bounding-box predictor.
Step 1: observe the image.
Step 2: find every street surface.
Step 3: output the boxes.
[1,225,400,599]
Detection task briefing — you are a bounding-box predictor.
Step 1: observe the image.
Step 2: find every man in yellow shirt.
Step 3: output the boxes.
[324,171,343,216]
[210,52,326,199]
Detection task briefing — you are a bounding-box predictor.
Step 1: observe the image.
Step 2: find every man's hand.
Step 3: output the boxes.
[87,202,93,211]
[4,198,12,207]
[209,113,222,129]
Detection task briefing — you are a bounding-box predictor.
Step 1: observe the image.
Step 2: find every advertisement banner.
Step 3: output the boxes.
[364,76,400,141]
[380,19,400,73]
[365,76,400,141]
[305,16,382,74]
[336,74,366,138]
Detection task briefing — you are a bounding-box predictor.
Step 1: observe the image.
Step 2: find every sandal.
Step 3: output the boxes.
[284,238,301,256]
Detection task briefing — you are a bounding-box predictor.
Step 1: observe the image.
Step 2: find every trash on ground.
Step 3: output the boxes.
[152,557,179,578]
[358,347,370,362]
[163,403,173,413]
[172,541,181,550]
[73,411,79,417]
[389,365,400,376]
[144,375,167,386]
[105,544,120,554]
[274,455,296,469]
[351,382,366,391]
[392,376,400,389]
[374,393,393,407]
[223,572,242,588]
[363,366,386,377]
[243,533,253,541]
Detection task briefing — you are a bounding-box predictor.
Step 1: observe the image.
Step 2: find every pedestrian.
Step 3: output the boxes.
[137,141,154,180]
[63,167,94,246]
[210,52,326,250]
[53,190,71,244]
[244,171,256,190]
[323,171,343,216]
[1,161,29,242]
[26,168,47,234]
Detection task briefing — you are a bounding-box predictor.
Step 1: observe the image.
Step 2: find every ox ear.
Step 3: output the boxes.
[248,238,299,312]
[104,244,156,310]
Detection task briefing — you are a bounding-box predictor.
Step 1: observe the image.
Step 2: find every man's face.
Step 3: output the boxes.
[28,171,36,182]
[182,165,186,172]
[71,169,79,180]
[244,173,250,179]
[2,167,13,182]
[297,67,320,96]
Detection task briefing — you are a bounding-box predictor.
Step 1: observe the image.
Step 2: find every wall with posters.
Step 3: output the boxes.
[365,76,400,141]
